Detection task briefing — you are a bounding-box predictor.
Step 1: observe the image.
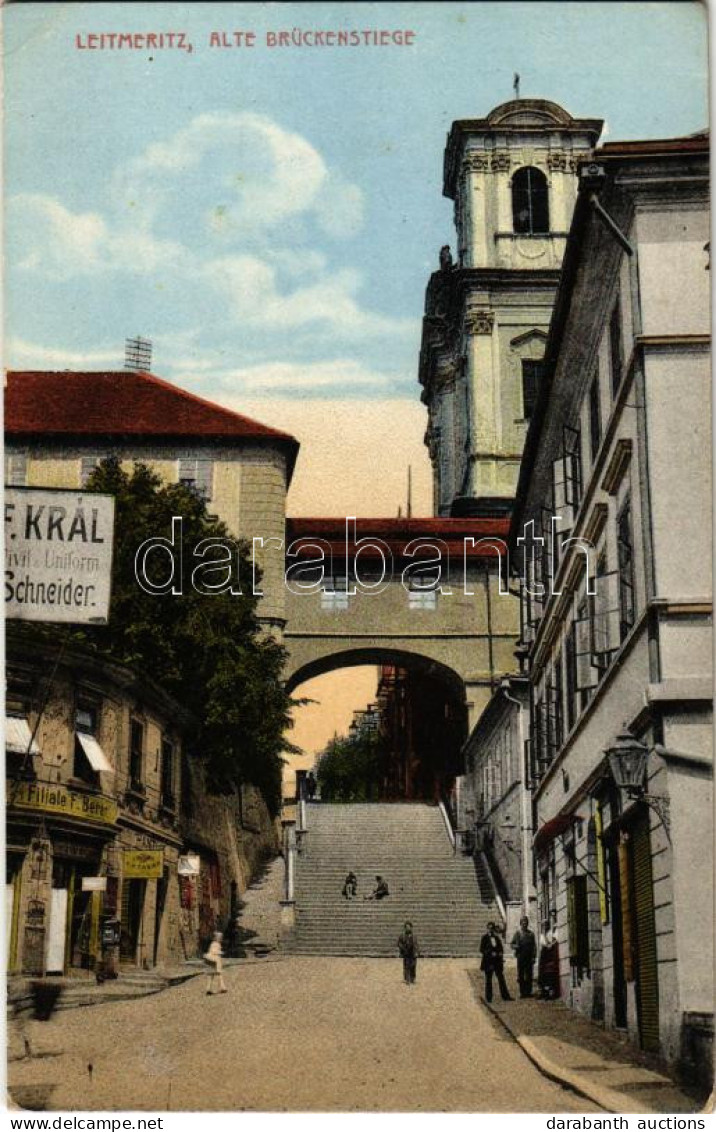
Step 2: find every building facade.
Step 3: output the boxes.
[510,132,711,1084]
[459,676,534,938]
[6,633,276,975]
[4,369,299,632]
[419,99,602,518]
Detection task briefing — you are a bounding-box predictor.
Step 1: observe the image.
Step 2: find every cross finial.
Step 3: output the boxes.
[513,72,521,99]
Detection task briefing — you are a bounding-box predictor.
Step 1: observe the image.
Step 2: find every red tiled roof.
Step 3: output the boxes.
[5,369,299,451]
[286,516,510,559]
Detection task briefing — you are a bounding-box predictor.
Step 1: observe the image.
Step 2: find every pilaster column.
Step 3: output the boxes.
[460,153,490,268]
[465,309,496,497]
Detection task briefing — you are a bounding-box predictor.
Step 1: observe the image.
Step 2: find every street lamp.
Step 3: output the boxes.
[604,729,671,842]
[606,729,649,795]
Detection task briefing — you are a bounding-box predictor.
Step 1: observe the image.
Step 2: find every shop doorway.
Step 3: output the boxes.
[120,878,146,966]
[608,841,628,1028]
[630,813,660,1051]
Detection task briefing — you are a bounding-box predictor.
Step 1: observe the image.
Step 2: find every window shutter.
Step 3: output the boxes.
[590,570,620,666]
[562,425,583,510]
[195,459,213,501]
[575,608,596,695]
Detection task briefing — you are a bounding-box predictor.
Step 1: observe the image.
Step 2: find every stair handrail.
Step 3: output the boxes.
[438,801,456,852]
[477,847,506,926]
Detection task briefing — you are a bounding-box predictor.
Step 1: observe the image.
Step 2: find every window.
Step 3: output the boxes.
[532,696,547,780]
[5,452,27,486]
[73,704,111,784]
[321,576,349,611]
[129,719,144,790]
[562,426,583,512]
[178,457,213,500]
[80,456,101,487]
[521,359,544,419]
[589,374,602,463]
[565,620,578,733]
[548,655,564,755]
[512,167,549,234]
[590,554,619,679]
[617,496,636,640]
[160,738,175,809]
[574,596,596,710]
[408,584,437,610]
[609,300,623,397]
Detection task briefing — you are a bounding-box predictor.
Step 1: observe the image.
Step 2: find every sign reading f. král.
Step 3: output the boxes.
[5,488,115,624]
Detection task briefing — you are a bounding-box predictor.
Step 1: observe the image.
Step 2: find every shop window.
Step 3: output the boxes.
[129,719,145,792]
[512,167,549,234]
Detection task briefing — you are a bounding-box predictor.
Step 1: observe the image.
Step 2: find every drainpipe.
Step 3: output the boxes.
[500,680,533,916]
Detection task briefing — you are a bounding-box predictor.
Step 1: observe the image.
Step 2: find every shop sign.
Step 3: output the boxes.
[5,487,115,625]
[178,853,200,876]
[82,876,107,892]
[101,920,121,947]
[10,781,118,826]
[123,849,163,879]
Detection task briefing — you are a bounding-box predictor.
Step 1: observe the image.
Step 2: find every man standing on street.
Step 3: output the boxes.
[479,922,512,1003]
[398,921,419,985]
[511,915,537,998]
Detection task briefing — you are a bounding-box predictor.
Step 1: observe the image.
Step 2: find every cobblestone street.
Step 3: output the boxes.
[9,957,601,1112]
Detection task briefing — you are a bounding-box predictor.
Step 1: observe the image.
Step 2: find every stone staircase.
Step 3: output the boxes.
[291,802,500,957]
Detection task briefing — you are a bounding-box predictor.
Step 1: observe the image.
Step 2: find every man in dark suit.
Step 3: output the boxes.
[511,915,537,997]
[479,921,512,1003]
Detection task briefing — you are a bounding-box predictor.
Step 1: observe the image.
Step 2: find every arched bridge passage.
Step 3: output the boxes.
[286,648,470,802]
[285,647,466,700]
[281,516,520,729]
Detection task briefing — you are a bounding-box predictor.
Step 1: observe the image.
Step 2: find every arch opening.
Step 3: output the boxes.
[512,165,550,234]
[285,648,469,808]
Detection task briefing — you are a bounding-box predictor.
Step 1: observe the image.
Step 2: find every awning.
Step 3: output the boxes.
[533,813,576,854]
[6,716,39,756]
[77,732,112,772]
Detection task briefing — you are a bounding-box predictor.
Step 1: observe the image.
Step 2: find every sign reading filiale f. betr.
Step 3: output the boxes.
[5,487,115,624]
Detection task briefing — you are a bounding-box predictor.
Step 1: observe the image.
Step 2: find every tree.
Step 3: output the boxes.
[316,729,385,802]
[12,457,296,814]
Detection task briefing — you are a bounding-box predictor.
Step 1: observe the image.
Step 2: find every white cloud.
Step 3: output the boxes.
[116,111,363,240]
[6,337,122,369]
[167,358,403,398]
[9,193,188,279]
[203,254,415,338]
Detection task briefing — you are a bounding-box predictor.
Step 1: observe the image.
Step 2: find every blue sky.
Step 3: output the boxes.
[4,1,708,406]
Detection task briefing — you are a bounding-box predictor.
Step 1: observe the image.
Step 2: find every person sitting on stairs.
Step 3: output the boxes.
[342,871,358,899]
[364,875,390,901]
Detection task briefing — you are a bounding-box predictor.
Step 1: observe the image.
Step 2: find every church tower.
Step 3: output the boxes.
[419,99,602,517]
